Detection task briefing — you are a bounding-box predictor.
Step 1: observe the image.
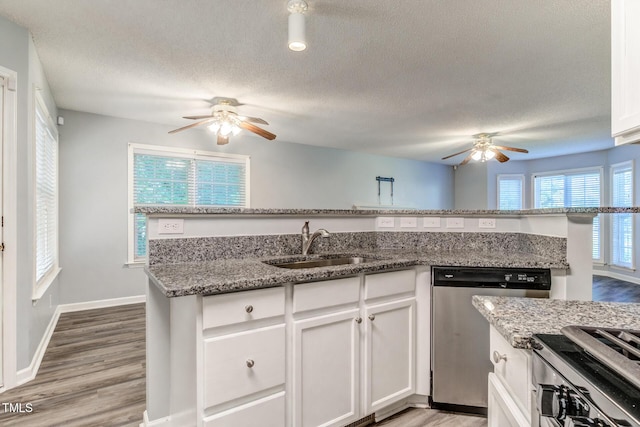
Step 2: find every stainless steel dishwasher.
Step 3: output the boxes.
[431,266,551,414]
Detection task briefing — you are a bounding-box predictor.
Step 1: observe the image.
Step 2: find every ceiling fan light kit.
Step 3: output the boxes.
[287,0,308,51]
[441,133,529,166]
[168,98,276,144]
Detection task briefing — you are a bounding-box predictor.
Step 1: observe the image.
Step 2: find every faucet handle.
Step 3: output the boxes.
[302,221,310,234]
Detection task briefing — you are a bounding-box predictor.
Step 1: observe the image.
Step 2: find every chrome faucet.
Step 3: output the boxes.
[301,221,330,255]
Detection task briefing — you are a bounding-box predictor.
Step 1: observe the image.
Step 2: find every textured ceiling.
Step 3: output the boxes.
[0,0,613,163]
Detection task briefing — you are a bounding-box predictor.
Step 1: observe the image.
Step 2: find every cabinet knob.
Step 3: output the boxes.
[245,305,254,313]
[355,317,362,324]
[246,359,255,368]
[368,314,376,321]
[492,351,507,364]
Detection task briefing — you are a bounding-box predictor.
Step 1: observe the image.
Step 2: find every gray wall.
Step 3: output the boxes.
[57,109,454,304]
[454,162,488,209]
[0,15,60,371]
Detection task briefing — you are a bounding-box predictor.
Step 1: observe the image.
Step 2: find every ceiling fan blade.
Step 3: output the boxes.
[442,147,472,160]
[239,121,276,140]
[168,118,216,134]
[217,135,229,145]
[239,116,269,125]
[459,152,474,166]
[493,145,528,153]
[183,115,214,120]
[492,149,510,163]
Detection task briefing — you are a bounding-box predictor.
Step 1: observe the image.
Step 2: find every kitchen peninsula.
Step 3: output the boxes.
[139,207,595,427]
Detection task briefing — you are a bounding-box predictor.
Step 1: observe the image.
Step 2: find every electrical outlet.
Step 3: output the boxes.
[445,217,464,229]
[478,218,496,228]
[158,218,184,234]
[377,217,395,228]
[423,217,441,228]
[400,217,417,228]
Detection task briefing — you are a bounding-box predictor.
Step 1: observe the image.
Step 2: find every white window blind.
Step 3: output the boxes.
[129,145,249,261]
[35,95,59,286]
[534,169,602,260]
[497,175,524,210]
[611,162,633,268]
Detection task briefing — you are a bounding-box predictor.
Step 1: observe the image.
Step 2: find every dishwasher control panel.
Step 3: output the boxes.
[432,267,552,290]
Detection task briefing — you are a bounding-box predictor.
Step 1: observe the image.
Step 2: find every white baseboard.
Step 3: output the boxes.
[142,410,171,426]
[593,270,640,286]
[16,295,146,387]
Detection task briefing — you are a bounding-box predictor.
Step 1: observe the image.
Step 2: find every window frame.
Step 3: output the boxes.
[609,160,634,270]
[497,174,525,210]
[33,91,60,300]
[127,143,250,264]
[531,166,603,263]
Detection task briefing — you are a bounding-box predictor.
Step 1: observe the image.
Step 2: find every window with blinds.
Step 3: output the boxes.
[497,175,524,210]
[128,144,249,262]
[611,161,634,269]
[35,93,59,293]
[533,168,602,261]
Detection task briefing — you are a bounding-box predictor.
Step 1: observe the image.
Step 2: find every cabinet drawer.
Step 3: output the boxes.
[202,286,285,330]
[293,276,360,313]
[489,325,531,419]
[203,324,285,409]
[203,391,285,427]
[364,269,415,301]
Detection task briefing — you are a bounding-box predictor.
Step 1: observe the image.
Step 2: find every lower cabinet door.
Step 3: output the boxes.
[293,309,360,427]
[203,391,285,427]
[487,373,530,427]
[364,298,416,413]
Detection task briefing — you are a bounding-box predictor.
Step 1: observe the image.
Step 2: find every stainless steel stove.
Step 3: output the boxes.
[532,326,640,427]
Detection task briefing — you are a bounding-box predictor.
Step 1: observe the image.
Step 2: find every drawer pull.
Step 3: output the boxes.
[355,317,362,324]
[245,305,254,313]
[492,351,508,364]
[246,359,255,368]
[368,314,376,321]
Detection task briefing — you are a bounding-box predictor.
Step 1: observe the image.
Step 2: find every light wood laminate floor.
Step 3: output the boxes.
[375,408,487,426]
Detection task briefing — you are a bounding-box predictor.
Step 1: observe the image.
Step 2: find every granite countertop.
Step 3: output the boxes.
[146,249,568,297]
[472,295,640,349]
[135,207,638,216]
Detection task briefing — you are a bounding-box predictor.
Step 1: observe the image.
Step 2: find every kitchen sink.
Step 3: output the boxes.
[268,256,375,269]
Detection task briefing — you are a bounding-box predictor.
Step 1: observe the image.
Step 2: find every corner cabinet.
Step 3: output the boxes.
[612,0,640,145]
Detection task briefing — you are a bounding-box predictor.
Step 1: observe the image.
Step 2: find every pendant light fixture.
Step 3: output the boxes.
[287,0,308,51]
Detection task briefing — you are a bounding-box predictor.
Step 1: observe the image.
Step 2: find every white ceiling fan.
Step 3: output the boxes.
[441,133,529,166]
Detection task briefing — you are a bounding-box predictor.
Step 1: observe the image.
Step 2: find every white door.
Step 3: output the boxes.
[293,309,360,427]
[363,298,416,413]
[0,74,4,385]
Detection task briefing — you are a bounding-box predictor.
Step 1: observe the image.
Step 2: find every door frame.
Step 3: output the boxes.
[0,65,18,391]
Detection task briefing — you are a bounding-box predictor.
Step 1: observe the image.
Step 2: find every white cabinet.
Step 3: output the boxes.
[612,0,640,145]
[487,325,532,427]
[292,270,416,427]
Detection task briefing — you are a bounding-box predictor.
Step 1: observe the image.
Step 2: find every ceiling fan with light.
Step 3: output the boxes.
[169,98,276,145]
[441,133,529,166]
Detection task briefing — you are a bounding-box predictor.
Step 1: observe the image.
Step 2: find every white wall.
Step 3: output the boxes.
[0,15,60,371]
[57,109,454,304]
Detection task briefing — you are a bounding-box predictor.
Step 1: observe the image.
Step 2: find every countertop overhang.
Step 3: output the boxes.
[473,295,640,349]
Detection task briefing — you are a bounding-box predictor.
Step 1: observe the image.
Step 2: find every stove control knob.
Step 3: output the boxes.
[565,416,610,427]
[567,390,590,417]
[537,384,567,420]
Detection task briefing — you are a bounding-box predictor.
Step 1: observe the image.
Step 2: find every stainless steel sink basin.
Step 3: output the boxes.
[269,256,374,269]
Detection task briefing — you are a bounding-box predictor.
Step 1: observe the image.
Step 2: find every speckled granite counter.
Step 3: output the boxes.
[472,296,640,349]
[146,249,567,297]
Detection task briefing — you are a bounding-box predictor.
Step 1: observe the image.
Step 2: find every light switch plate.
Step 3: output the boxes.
[423,217,441,228]
[400,217,417,228]
[158,218,184,234]
[478,218,496,228]
[377,217,395,228]
[445,217,464,229]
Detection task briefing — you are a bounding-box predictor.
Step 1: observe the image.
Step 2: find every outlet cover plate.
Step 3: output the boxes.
[445,217,464,229]
[158,218,184,234]
[478,218,497,228]
[400,217,418,228]
[423,217,441,228]
[377,217,395,228]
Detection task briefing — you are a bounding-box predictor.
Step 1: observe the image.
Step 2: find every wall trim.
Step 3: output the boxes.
[141,410,171,426]
[593,270,640,286]
[16,295,146,387]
